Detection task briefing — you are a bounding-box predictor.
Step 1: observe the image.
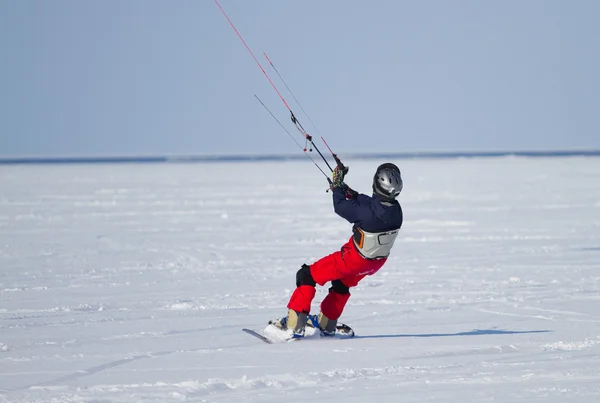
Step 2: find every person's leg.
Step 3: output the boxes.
[283,239,354,336]
[309,237,356,286]
[287,264,316,313]
[287,237,356,315]
[284,236,386,336]
[317,255,387,334]
[317,279,354,334]
[284,264,316,335]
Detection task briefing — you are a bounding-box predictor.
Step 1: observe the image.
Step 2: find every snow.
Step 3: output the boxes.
[1,157,599,402]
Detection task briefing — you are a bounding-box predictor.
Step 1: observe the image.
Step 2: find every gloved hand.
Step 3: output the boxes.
[331,166,346,188]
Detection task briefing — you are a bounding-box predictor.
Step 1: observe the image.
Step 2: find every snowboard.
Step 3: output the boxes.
[242,328,274,344]
[243,320,355,344]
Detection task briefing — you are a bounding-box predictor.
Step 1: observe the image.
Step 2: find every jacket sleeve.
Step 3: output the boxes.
[332,187,371,224]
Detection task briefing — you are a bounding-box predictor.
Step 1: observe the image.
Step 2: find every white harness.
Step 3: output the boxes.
[353,227,399,259]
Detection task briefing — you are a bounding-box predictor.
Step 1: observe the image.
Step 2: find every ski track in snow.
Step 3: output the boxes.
[1,158,599,402]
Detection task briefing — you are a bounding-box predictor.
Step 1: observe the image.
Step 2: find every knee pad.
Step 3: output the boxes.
[329,279,350,295]
[296,264,316,287]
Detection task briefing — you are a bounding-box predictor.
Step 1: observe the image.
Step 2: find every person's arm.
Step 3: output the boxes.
[332,187,371,223]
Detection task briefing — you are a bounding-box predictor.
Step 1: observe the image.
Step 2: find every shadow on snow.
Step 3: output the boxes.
[354,328,551,340]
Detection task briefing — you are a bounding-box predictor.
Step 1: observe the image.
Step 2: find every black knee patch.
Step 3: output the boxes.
[296,264,316,287]
[329,279,350,294]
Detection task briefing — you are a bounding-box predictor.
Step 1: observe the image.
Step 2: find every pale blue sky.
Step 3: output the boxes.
[1,0,599,157]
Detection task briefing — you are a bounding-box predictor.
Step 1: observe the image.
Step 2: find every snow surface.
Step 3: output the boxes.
[1,157,599,402]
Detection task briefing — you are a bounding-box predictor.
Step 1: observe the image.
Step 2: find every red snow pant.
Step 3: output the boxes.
[287,236,387,320]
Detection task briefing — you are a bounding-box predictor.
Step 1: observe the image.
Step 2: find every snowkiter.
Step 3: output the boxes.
[274,162,404,338]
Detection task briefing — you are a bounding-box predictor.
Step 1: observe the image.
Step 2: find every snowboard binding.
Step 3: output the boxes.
[268,314,355,338]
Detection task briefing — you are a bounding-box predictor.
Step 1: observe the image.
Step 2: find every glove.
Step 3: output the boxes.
[331,166,345,188]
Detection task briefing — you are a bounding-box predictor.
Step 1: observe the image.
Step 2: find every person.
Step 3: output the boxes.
[273,162,404,338]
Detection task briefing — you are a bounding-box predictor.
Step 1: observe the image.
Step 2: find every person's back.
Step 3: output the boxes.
[333,163,403,260]
[333,188,403,231]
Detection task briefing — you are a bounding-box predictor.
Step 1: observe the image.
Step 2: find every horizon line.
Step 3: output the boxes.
[1,149,599,165]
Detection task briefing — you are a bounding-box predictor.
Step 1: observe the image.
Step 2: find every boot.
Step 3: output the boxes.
[317,312,337,337]
[308,312,355,337]
[287,309,308,338]
[271,309,307,338]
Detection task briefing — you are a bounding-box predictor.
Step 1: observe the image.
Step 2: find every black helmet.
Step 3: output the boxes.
[372,163,403,201]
